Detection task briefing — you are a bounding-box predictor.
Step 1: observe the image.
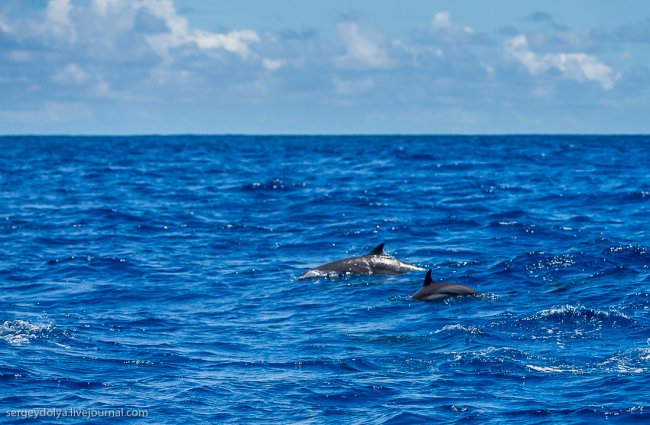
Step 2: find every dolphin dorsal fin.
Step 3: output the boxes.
[423,270,433,286]
[368,243,385,256]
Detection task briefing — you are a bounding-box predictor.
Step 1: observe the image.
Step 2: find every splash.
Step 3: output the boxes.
[0,320,54,346]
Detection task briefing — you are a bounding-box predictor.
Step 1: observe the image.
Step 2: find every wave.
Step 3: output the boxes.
[0,320,54,346]
[525,364,582,374]
[4,136,650,424]
[434,324,484,335]
[597,348,650,374]
[521,304,633,325]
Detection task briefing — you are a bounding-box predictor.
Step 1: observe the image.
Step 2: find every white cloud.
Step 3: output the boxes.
[92,0,121,16]
[141,0,259,59]
[37,0,262,61]
[505,35,616,90]
[505,35,546,75]
[193,29,260,56]
[0,14,12,33]
[336,21,391,69]
[46,0,76,42]
[262,58,284,71]
[432,11,452,30]
[546,53,616,89]
[52,64,89,85]
[432,11,474,36]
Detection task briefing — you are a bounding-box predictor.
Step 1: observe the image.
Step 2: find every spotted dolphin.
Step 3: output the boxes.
[298,243,423,279]
[410,270,480,301]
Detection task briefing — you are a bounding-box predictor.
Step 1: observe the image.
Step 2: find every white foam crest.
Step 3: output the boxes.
[535,304,583,317]
[0,320,54,346]
[435,324,483,335]
[527,304,631,322]
[526,364,582,374]
[599,349,650,374]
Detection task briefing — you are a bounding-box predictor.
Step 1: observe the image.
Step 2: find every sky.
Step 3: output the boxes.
[1,0,650,134]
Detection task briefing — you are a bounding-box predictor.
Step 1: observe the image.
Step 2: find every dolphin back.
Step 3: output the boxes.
[411,270,480,300]
[298,244,423,279]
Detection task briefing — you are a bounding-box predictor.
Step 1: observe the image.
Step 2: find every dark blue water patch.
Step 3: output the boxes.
[1,135,650,424]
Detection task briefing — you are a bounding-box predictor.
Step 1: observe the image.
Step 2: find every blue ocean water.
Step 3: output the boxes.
[1,136,649,424]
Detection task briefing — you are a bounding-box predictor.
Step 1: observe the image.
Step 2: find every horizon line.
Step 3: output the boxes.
[1,133,649,138]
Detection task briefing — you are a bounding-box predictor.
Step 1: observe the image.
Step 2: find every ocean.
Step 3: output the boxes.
[1,136,649,424]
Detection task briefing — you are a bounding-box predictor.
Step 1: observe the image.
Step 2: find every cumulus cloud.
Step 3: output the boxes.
[262,58,284,71]
[92,0,121,17]
[506,35,546,74]
[412,9,489,65]
[431,11,475,39]
[0,0,274,116]
[36,0,263,62]
[0,1,644,134]
[505,35,616,89]
[432,11,452,30]
[52,63,88,85]
[46,0,76,41]
[0,14,12,33]
[336,21,391,69]
[193,30,260,55]
[139,0,259,59]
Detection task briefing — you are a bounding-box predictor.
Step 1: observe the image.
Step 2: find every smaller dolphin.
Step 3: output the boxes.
[411,270,480,301]
[298,243,423,279]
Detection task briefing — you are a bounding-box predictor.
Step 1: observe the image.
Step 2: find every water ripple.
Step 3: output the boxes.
[1,136,649,424]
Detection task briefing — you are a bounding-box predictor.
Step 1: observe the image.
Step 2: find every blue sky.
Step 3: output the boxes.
[1,0,649,134]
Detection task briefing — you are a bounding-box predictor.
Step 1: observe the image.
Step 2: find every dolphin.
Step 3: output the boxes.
[410,270,480,301]
[298,243,423,279]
